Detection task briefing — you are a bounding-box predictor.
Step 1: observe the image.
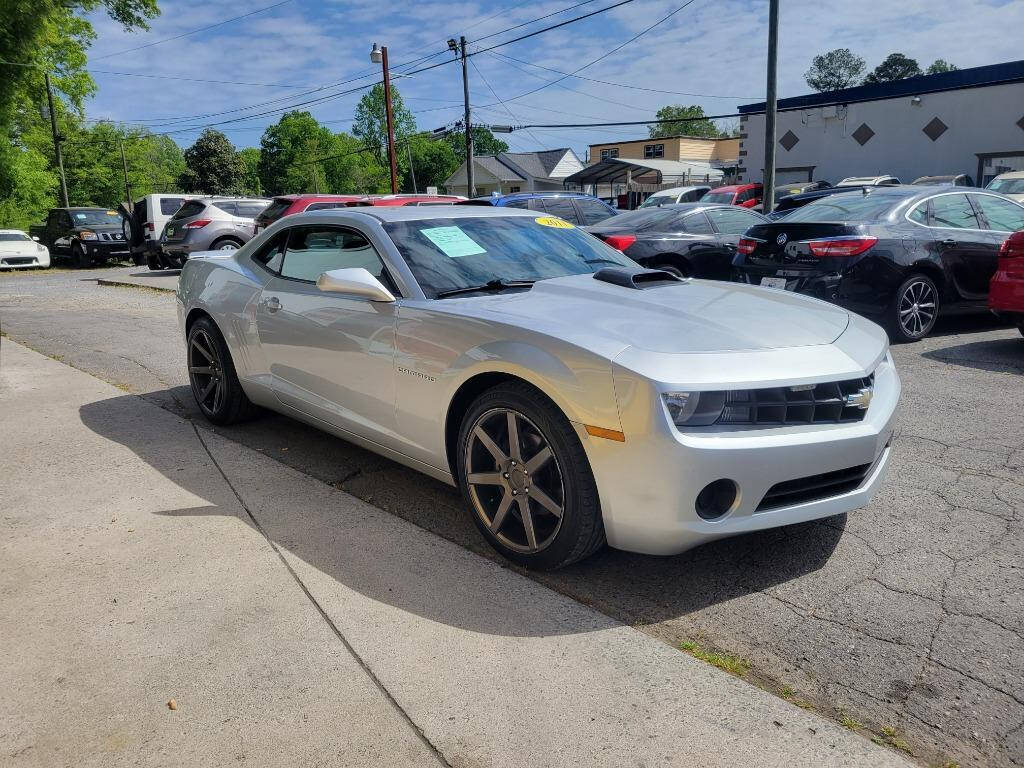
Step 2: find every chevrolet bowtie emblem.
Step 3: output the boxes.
[843,386,873,410]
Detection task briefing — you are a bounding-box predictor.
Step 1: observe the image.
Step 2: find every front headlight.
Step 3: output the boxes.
[37,243,46,252]
[662,391,727,427]
[79,230,97,240]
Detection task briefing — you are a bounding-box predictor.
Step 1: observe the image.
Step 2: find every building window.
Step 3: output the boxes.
[508,186,521,193]
[600,148,619,160]
[644,144,664,159]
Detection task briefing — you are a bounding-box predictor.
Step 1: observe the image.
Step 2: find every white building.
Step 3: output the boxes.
[445,148,584,197]
[737,59,1024,187]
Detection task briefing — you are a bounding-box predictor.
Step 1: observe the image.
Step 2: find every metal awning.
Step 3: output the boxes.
[563,157,725,186]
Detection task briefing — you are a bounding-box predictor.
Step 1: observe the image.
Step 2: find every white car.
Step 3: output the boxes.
[125,194,202,269]
[638,186,712,208]
[177,206,900,569]
[0,230,50,269]
[836,175,901,187]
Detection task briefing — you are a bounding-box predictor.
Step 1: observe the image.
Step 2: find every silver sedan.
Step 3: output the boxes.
[176,206,899,569]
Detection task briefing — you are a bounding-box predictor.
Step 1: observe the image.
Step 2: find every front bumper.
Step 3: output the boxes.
[0,251,49,268]
[584,350,900,556]
[83,240,129,259]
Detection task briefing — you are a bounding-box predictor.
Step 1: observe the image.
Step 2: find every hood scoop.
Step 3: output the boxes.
[592,267,684,290]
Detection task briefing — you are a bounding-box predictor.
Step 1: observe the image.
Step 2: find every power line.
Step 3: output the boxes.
[509,110,751,128]
[469,0,635,55]
[468,57,545,147]
[91,0,295,60]
[470,0,604,43]
[88,67,311,89]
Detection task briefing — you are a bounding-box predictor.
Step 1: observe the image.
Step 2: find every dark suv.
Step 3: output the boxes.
[34,207,129,268]
[459,192,618,225]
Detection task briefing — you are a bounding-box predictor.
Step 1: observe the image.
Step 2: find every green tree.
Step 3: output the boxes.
[444,125,509,158]
[352,84,416,168]
[258,111,338,195]
[405,136,459,191]
[863,53,923,84]
[179,129,243,194]
[648,105,722,139]
[804,48,866,92]
[926,59,958,75]
[238,147,262,196]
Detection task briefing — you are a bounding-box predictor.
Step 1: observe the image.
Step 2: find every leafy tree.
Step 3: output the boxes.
[926,59,958,75]
[804,48,866,92]
[352,84,416,168]
[863,53,923,84]
[238,147,262,196]
[405,136,459,191]
[648,105,722,139]
[179,129,242,194]
[444,125,509,159]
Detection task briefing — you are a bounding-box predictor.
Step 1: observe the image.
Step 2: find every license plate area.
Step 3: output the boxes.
[760,277,788,290]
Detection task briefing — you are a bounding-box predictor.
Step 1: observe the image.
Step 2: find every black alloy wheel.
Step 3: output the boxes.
[186,317,258,424]
[889,274,939,343]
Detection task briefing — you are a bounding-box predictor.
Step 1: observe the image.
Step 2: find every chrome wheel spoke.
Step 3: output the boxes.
[525,445,552,474]
[189,365,214,375]
[517,497,538,549]
[529,485,562,518]
[468,472,503,486]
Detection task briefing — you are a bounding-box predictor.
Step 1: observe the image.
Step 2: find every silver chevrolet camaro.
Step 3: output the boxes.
[176,206,900,570]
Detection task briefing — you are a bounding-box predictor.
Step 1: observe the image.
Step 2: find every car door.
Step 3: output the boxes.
[970,193,1024,296]
[705,207,768,280]
[255,223,399,442]
[928,193,995,300]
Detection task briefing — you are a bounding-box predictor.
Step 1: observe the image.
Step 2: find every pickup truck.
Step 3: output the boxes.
[31,207,130,267]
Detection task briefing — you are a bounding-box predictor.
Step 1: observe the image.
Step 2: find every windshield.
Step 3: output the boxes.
[783,192,902,223]
[702,192,734,204]
[988,178,1024,195]
[598,207,681,231]
[71,210,123,227]
[259,199,292,221]
[0,232,30,242]
[383,215,638,298]
[639,194,675,208]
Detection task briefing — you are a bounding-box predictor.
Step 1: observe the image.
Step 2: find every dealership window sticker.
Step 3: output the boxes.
[420,226,487,258]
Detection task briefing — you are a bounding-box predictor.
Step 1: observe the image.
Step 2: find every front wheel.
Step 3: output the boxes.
[457,382,605,570]
[888,274,939,343]
[146,253,163,270]
[653,262,688,279]
[186,317,259,425]
[72,242,91,269]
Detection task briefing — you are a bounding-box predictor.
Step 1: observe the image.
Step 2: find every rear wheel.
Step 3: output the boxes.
[187,316,259,425]
[457,382,605,570]
[653,261,688,279]
[888,273,939,343]
[211,237,242,251]
[146,253,163,270]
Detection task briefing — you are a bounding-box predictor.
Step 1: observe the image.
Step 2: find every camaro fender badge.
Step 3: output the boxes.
[776,232,788,245]
[843,386,873,410]
[397,366,436,383]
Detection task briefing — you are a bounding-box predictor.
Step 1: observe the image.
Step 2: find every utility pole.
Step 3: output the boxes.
[761,0,779,214]
[460,36,475,198]
[44,73,70,208]
[381,47,399,194]
[119,140,132,206]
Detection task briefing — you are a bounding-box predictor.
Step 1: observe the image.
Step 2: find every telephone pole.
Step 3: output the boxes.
[119,140,132,206]
[761,0,779,214]
[460,36,475,198]
[44,73,70,208]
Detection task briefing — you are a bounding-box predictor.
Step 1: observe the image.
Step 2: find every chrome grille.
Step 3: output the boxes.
[100,232,124,241]
[718,374,874,427]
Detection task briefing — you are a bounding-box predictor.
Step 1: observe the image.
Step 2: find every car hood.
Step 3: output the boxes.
[0,241,38,253]
[447,273,850,355]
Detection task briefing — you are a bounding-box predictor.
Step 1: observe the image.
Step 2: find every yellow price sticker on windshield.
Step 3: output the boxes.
[534,216,574,229]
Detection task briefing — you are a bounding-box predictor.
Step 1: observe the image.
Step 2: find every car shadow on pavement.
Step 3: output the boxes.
[79,394,845,636]
[922,335,1024,374]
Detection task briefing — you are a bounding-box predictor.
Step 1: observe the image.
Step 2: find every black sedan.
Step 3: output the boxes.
[585,203,768,280]
[732,186,1024,342]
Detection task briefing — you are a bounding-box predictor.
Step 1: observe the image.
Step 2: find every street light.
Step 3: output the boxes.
[370,42,398,194]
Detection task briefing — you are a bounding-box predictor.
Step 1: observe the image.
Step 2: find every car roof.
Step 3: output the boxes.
[464,191,603,204]
[648,185,710,196]
[67,206,115,211]
[298,205,540,224]
[0,228,28,234]
[993,171,1024,179]
[275,194,364,202]
[707,183,759,193]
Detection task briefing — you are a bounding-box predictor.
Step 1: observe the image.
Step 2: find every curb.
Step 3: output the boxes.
[96,278,176,293]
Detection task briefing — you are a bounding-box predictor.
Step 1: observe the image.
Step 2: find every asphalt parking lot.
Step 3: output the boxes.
[2,265,1022,768]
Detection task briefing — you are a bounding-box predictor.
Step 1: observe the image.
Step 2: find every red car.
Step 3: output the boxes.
[702,183,763,209]
[348,194,464,207]
[254,194,365,233]
[989,229,1024,337]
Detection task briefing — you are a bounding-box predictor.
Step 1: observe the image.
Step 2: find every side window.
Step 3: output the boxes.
[251,232,286,274]
[706,207,762,234]
[930,194,980,229]
[908,202,929,225]
[539,197,581,224]
[279,226,388,285]
[680,190,700,202]
[214,201,238,216]
[972,195,1024,232]
[576,198,614,225]
[47,210,60,226]
[160,198,184,215]
[681,213,714,234]
[736,188,758,204]
[237,202,268,218]
[502,199,530,210]
[62,212,74,228]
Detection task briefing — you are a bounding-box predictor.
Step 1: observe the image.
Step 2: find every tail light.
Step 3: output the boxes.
[146,222,155,231]
[737,237,760,255]
[997,231,1024,266]
[603,234,636,252]
[806,236,877,258]
[184,218,212,229]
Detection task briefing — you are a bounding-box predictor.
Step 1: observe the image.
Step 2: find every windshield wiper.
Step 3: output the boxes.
[435,279,535,299]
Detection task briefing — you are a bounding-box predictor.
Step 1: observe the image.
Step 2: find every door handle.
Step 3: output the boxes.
[262,296,281,313]
[941,238,957,247]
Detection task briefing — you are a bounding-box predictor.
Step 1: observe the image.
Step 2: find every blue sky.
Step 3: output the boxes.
[83,0,1024,160]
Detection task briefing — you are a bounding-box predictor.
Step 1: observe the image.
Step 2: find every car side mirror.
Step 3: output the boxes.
[31,235,40,242]
[316,267,396,302]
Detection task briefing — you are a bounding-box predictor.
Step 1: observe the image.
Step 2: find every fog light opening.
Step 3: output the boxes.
[696,479,738,521]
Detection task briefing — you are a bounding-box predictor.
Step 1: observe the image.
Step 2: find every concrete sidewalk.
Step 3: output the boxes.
[0,340,914,767]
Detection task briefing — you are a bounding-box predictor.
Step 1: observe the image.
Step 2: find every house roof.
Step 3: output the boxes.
[474,155,525,181]
[587,134,736,147]
[563,157,725,185]
[738,58,1024,114]
[500,149,572,179]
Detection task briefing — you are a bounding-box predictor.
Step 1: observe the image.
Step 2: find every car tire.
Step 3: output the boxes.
[887,273,939,343]
[72,242,92,269]
[210,237,243,251]
[147,253,163,270]
[457,381,605,570]
[186,316,259,425]
[653,261,688,279]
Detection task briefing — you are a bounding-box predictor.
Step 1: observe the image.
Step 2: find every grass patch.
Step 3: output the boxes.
[878,725,913,755]
[840,713,862,730]
[680,640,751,677]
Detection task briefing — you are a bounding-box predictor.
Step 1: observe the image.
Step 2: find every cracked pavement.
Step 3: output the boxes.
[2,266,1022,767]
